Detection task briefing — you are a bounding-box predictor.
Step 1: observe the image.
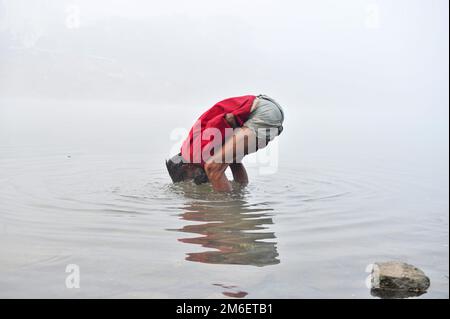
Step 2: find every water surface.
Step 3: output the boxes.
[0,98,448,298]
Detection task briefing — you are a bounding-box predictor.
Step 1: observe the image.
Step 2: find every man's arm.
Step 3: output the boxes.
[230,163,248,185]
[205,127,256,192]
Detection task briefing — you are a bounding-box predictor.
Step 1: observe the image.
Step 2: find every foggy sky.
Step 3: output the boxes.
[0,0,448,117]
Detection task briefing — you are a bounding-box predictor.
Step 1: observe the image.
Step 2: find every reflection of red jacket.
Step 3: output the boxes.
[181,95,256,165]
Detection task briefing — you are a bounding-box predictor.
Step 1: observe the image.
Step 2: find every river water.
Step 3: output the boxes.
[0,98,448,298]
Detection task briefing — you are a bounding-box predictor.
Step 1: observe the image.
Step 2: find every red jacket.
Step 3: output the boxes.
[181,95,256,166]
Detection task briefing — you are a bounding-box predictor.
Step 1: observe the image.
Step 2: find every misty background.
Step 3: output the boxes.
[0,0,448,298]
[0,0,448,160]
[0,0,447,105]
[1,0,448,181]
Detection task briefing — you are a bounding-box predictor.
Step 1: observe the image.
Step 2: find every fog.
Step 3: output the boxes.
[0,0,448,108]
[0,1,449,298]
[1,0,448,172]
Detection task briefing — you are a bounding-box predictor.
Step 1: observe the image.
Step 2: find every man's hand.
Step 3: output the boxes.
[205,127,255,192]
[230,163,249,186]
[224,113,238,128]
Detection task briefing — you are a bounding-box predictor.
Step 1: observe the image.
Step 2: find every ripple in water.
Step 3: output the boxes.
[0,154,447,298]
[167,183,280,267]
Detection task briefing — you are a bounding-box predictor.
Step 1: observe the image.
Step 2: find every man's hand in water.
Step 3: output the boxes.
[230,163,249,186]
[224,113,238,128]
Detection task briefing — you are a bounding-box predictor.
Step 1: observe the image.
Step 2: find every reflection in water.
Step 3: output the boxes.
[170,183,280,267]
[370,288,427,299]
[213,284,248,298]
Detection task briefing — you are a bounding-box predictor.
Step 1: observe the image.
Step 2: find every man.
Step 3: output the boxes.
[166,94,284,192]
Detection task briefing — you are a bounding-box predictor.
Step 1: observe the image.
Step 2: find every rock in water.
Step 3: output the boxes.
[370,262,430,298]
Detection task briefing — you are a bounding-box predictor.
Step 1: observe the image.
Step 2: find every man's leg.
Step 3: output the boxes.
[204,127,257,192]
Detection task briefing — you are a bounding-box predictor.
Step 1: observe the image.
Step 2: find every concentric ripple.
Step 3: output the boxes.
[0,152,448,298]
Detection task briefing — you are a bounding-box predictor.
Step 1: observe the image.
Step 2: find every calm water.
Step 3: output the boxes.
[0,98,448,298]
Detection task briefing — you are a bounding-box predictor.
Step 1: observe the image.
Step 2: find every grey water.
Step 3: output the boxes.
[0,0,448,299]
[0,98,448,298]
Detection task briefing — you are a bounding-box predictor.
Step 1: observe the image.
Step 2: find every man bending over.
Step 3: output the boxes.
[166,94,284,192]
